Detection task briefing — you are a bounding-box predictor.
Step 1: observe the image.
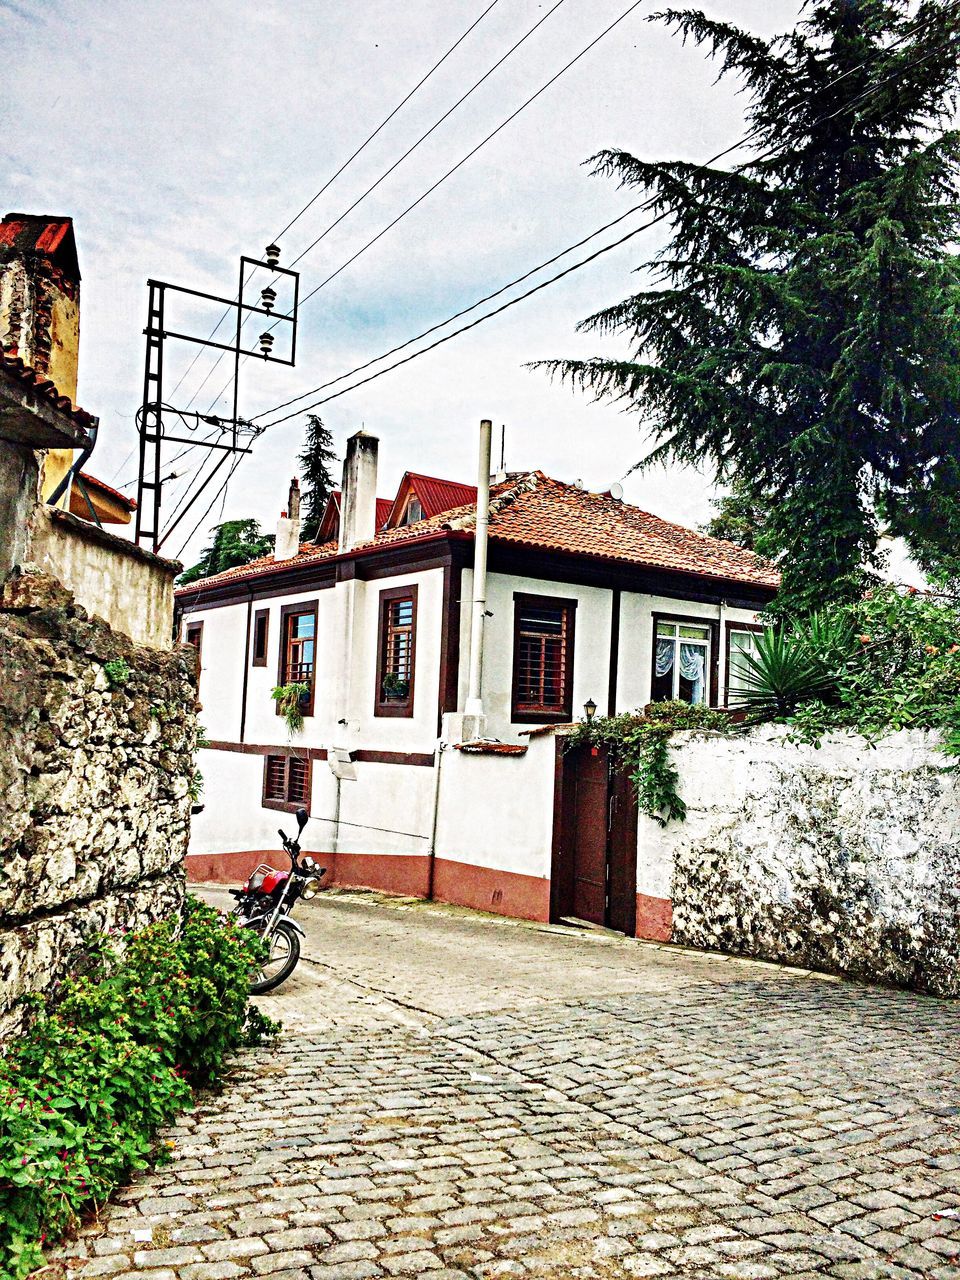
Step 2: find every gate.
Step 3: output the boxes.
[551,742,637,934]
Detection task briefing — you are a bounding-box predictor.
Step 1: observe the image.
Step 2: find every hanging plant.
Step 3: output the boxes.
[271,682,310,734]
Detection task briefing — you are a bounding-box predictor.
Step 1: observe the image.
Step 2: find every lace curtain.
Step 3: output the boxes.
[655,637,675,678]
[679,643,705,704]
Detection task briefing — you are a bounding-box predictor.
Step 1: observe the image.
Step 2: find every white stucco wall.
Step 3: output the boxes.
[642,725,960,996]
[436,735,556,879]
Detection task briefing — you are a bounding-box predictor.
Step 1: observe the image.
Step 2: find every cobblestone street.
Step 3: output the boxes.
[61,891,960,1280]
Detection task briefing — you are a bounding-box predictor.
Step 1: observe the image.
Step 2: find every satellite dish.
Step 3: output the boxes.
[609,482,624,501]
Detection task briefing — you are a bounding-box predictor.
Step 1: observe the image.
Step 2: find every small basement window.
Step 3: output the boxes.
[262,754,311,813]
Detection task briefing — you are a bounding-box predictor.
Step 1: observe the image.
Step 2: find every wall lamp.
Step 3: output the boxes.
[583,697,597,722]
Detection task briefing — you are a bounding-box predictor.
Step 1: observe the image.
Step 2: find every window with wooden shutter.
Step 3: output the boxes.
[262,754,312,813]
[511,594,577,722]
[375,585,418,717]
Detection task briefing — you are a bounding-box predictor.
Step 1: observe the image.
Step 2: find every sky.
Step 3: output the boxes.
[2,0,806,566]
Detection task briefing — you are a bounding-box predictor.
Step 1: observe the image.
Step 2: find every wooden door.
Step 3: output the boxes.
[570,745,608,925]
[607,765,637,935]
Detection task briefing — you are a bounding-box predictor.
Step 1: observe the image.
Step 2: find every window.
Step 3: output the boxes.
[375,585,417,716]
[278,603,317,717]
[512,594,577,722]
[252,609,269,667]
[652,618,711,705]
[262,753,311,813]
[185,620,203,675]
[726,624,763,705]
[401,497,423,526]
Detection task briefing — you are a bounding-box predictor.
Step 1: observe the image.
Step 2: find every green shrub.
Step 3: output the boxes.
[732,615,854,716]
[102,658,131,689]
[0,897,278,1279]
[271,682,310,734]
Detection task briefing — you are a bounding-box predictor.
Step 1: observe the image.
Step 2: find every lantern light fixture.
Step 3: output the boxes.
[583,697,597,722]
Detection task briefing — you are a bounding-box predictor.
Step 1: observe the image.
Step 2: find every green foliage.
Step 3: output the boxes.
[102,658,131,689]
[700,477,773,552]
[298,415,338,543]
[539,2,960,614]
[566,700,733,826]
[771,584,960,751]
[271,682,310,734]
[0,898,278,1277]
[178,519,275,586]
[733,613,856,716]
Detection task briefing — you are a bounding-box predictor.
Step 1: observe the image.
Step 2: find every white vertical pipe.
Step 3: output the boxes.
[464,418,492,717]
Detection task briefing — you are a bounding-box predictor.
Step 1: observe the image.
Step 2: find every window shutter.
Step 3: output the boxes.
[287,757,309,806]
[264,755,286,801]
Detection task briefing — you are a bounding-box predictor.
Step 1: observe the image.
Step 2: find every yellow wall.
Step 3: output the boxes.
[40,286,81,502]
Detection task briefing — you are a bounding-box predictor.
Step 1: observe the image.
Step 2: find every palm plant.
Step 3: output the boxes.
[735,614,854,717]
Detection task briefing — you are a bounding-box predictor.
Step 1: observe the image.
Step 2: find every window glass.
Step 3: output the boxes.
[728,630,760,703]
[652,619,710,705]
[382,598,414,702]
[285,610,315,684]
[253,611,269,665]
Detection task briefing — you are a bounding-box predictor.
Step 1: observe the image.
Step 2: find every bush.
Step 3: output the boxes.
[0,897,278,1279]
[768,585,960,750]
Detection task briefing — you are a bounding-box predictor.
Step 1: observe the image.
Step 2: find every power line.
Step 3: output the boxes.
[181,12,959,551]
[252,11,959,429]
[167,0,504,405]
[185,0,571,416]
[195,0,643,420]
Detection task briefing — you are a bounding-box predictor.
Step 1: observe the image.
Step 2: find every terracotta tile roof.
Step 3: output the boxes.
[176,471,779,595]
[78,472,137,511]
[0,341,97,430]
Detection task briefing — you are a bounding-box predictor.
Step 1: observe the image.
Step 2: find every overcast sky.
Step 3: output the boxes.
[3,0,805,565]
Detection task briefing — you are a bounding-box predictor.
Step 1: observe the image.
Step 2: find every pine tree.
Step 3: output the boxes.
[178,519,274,585]
[700,479,772,552]
[541,1,960,613]
[298,415,338,542]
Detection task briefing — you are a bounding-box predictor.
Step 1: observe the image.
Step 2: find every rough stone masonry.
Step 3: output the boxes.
[0,566,197,1035]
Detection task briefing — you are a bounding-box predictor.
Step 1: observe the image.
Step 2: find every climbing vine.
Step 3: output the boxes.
[565,701,734,826]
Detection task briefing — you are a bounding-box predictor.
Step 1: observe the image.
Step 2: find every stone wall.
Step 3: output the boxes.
[0,567,197,1035]
[637,725,960,996]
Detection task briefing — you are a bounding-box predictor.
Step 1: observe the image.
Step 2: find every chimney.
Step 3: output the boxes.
[0,214,82,501]
[275,477,302,561]
[339,430,379,551]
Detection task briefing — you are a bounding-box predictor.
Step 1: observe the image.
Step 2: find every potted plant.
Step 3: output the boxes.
[271,681,310,733]
[382,672,409,701]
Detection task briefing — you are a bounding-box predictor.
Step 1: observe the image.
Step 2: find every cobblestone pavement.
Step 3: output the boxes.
[59,890,960,1280]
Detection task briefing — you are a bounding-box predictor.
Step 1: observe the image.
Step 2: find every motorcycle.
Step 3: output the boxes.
[229,807,324,993]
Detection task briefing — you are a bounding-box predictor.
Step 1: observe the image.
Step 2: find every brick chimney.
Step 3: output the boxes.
[0,213,81,499]
[339,430,379,551]
[275,477,302,561]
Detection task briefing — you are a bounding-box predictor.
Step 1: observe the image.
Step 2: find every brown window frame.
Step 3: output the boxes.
[277,602,318,718]
[511,592,577,724]
[262,753,312,814]
[375,584,418,718]
[650,611,720,708]
[185,620,203,674]
[252,608,270,667]
[724,620,765,706]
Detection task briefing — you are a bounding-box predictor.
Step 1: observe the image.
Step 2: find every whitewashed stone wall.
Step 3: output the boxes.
[0,568,197,1035]
[641,726,960,996]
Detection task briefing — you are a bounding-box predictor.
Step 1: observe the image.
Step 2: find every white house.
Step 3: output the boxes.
[177,426,778,934]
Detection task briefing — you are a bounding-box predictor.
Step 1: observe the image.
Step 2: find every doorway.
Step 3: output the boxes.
[551,742,637,935]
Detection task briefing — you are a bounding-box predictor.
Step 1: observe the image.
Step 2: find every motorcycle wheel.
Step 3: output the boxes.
[249,919,300,993]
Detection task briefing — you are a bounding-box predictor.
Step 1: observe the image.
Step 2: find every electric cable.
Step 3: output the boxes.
[168,0,504,404]
[252,12,960,427]
[176,11,959,551]
[183,0,572,415]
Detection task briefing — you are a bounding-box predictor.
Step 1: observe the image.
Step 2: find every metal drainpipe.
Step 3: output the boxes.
[464,419,492,718]
[426,741,446,901]
[239,588,253,743]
